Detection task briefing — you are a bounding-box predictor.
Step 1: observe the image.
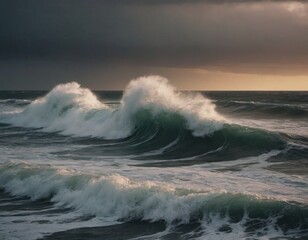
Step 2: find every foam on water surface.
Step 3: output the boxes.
[0,77,307,239]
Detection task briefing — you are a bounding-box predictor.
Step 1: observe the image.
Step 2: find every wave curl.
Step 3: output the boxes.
[0,76,223,139]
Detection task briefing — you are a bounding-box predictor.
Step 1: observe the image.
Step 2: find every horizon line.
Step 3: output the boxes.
[0,89,307,92]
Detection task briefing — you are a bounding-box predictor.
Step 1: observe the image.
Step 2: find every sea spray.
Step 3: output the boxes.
[0,76,223,139]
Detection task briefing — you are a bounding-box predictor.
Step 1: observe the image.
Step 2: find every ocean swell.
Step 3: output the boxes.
[0,162,307,237]
[218,100,308,119]
[0,77,291,163]
[0,76,223,139]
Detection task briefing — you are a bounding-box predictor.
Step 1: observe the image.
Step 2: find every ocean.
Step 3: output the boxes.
[0,76,307,239]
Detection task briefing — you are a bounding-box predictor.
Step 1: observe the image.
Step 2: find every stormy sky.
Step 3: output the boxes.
[1,0,308,90]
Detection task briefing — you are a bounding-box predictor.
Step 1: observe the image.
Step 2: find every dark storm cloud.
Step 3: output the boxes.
[110,0,308,4]
[15,0,306,4]
[1,0,308,77]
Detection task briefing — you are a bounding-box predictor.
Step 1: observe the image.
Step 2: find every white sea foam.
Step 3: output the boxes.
[0,162,304,240]
[0,76,223,139]
[0,162,204,224]
[0,99,32,104]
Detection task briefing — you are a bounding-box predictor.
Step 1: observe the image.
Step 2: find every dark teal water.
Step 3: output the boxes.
[0,81,307,239]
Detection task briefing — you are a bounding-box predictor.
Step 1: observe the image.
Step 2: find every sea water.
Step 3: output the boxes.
[0,76,307,239]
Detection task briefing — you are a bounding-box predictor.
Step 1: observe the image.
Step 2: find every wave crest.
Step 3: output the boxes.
[1,76,223,139]
[0,162,307,235]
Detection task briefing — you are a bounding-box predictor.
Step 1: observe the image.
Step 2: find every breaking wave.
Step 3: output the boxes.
[0,76,291,163]
[0,162,307,238]
[0,76,223,139]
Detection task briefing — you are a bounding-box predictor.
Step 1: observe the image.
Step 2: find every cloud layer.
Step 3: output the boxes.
[1,0,308,78]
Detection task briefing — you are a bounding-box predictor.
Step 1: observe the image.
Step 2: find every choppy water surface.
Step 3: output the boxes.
[0,76,307,239]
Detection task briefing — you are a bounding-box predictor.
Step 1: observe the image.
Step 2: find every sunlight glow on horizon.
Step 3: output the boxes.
[93,67,308,91]
[173,69,308,91]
